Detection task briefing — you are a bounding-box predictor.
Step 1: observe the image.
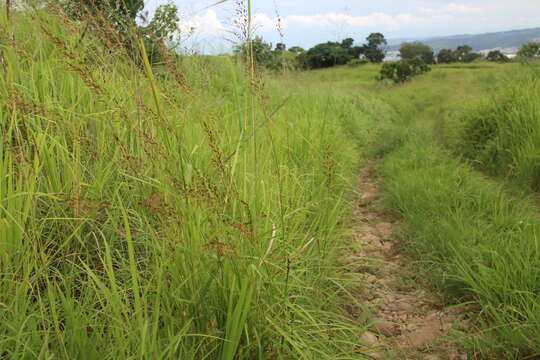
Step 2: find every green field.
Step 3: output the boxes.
[1,5,540,359]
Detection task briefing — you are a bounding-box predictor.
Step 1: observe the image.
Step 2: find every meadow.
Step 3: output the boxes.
[282,62,540,359]
[2,3,540,359]
[326,63,540,358]
[0,6,373,359]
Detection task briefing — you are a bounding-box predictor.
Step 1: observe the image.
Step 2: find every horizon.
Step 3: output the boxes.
[143,0,540,52]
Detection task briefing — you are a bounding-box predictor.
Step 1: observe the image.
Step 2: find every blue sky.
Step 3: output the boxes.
[143,0,540,52]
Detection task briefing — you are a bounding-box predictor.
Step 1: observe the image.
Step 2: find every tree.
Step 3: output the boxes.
[275,43,286,52]
[486,50,509,63]
[141,3,180,64]
[399,42,435,64]
[340,37,363,59]
[116,0,144,20]
[453,45,473,62]
[517,42,540,60]
[66,0,144,21]
[234,36,274,68]
[144,3,179,41]
[462,52,483,63]
[289,46,305,54]
[302,41,353,69]
[443,45,482,63]
[341,38,354,49]
[362,33,387,63]
[437,49,456,64]
[62,0,145,40]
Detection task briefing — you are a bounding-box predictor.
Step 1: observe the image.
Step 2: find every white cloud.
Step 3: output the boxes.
[173,1,539,51]
[181,9,225,37]
[180,3,482,36]
[285,12,424,28]
[418,3,482,18]
[246,12,424,33]
[251,13,281,33]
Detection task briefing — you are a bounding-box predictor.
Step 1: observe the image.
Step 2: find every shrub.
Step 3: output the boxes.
[267,50,300,71]
[0,7,368,359]
[347,58,369,67]
[234,36,274,68]
[379,58,431,84]
[462,52,484,63]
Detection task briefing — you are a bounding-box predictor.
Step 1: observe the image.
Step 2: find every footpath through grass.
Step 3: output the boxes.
[344,63,540,358]
[3,4,540,358]
[283,62,540,358]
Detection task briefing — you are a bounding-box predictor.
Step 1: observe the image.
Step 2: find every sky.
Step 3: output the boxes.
[143,0,540,53]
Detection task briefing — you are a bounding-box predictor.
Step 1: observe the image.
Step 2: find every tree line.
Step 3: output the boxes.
[45,2,540,70]
[235,33,388,71]
[241,31,540,72]
[399,42,506,64]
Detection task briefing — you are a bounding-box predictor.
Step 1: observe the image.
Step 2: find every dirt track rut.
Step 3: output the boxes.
[353,165,469,360]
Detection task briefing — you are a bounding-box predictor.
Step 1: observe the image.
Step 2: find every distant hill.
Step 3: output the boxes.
[388,27,540,54]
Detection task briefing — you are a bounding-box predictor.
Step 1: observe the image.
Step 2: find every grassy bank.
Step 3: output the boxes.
[369,64,540,357]
[448,66,540,190]
[381,136,540,358]
[287,61,540,357]
[0,7,377,359]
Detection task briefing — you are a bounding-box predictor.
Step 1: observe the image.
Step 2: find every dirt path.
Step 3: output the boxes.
[353,165,469,360]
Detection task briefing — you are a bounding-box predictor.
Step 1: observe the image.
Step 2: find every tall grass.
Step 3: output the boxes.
[381,135,540,358]
[450,66,540,190]
[0,5,369,359]
[357,64,540,358]
[269,55,540,357]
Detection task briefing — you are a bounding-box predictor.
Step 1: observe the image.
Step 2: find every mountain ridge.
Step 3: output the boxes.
[387,27,540,53]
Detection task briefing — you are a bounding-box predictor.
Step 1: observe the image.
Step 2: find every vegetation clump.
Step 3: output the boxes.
[379,58,431,83]
[369,62,540,358]
[517,42,540,61]
[454,67,540,189]
[238,33,388,70]
[399,41,435,64]
[486,50,510,63]
[61,0,180,65]
[5,1,540,359]
[0,4,370,359]
[298,40,358,69]
[347,58,370,67]
[436,45,483,64]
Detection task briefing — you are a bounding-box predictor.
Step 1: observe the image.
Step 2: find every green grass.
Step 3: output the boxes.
[0,6,377,359]
[5,3,540,359]
[327,62,540,358]
[381,135,540,358]
[288,60,540,357]
[448,66,540,190]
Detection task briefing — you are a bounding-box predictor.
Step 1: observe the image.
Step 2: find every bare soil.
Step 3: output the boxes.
[352,165,469,360]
